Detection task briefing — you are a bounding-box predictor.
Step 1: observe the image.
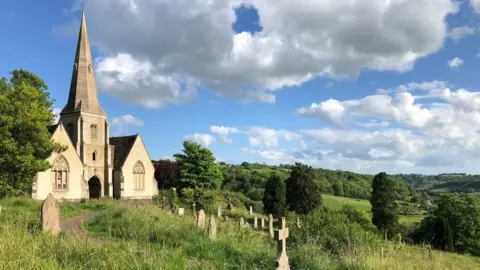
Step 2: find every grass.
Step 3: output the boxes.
[322,194,425,225]
[0,197,478,269]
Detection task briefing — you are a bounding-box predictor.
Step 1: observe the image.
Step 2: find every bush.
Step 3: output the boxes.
[180,188,194,202]
[339,205,376,232]
[251,200,264,214]
[193,189,219,213]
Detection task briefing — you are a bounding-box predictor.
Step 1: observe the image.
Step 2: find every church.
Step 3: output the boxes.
[32,11,158,200]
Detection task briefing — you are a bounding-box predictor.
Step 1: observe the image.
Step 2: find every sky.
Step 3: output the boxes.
[3,0,480,174]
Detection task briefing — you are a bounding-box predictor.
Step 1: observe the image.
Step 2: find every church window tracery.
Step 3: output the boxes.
[90,124,98,138]
[52,155,69,191]
[133,161,145,190]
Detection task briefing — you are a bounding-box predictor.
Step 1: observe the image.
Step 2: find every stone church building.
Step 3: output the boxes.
[32,11,158,200]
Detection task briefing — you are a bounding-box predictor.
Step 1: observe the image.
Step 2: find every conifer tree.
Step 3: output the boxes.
[370,172,399,238]
[285,162,321,214]
[263,174,287,218]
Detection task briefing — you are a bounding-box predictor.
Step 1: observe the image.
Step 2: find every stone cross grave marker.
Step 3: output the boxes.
[254,216,258,229]
[261,217,265,229]
[269,214,274,238]
[208,215,217,240]
[197,209,206,229]
[249,205,253,215]
[41,193,61,236]
[218,206,222,218]
[192,201,197,217]
[239,217,245,228]
[274,217,290,270]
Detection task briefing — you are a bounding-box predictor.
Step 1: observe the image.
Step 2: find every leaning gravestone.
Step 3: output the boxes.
[275,217,290,270]
[208,216,217,240]
[269,214,274,238]
[41,194,61,236]
[239,217,245,228]
[197,209,206,229]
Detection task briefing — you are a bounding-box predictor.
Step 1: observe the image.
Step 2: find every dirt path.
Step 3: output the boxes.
[60,213,102,244]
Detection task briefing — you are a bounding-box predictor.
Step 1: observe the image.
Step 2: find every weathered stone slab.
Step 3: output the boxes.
[249,205,253,215]
[41,194,61,236]
[208,216,217,240]
[254,216,258,229]
[197,209,206,229]
[261,217,265,229]
[218,206,222,218]
[239,217,245,228]
[177,208,184,216]
[224,216,229,222]
[269,214,274,238]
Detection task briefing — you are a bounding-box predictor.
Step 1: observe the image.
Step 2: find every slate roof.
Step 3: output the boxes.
[109,135,138,169]
[47,124,59,136]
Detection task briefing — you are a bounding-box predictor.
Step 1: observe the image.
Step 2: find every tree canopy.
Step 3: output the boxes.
[0,69,65,197]
[173,141,223,190]
[285,162,322,214]
[370,172,399,237]
[154,159,179,190]
[263,174,287,218]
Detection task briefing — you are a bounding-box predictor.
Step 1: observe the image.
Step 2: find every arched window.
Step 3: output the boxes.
[52,155,69,191]
[133,161,145,190]
[92,151,97,161]
[90,124,98,138]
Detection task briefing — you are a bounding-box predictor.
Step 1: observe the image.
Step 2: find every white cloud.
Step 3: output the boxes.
[448,26,475,41]
[245,127,301,147]
[471,0,480,14]
[210,125,239,144]
[56,0,457,107]
[184,133,215,147]
[110,114,144,136]
[448,57,464,69]
[52,108,61,124]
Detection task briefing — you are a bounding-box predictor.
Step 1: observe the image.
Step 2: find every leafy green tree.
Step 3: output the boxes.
[174,141,223,190]
[411,194,480,252]
[285,162,322,214]
[262,174,287,218]
[370,172,399,238]
[0,70,65,198]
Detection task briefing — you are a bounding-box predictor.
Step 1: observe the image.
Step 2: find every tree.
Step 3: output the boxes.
[411,194,480,252]
[370,172,399,238]
[0,69,66,197]
[262,174,287,218]
[285,162,321,214]
[174,141,223,190]
[154,159,179,190]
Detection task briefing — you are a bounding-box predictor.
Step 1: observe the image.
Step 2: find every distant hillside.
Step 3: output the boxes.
[391,174,480,197]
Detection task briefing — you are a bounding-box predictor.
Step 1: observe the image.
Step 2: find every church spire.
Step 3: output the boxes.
[61,10,105,116]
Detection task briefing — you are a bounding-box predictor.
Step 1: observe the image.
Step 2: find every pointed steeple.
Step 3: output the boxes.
[61,10,105,116]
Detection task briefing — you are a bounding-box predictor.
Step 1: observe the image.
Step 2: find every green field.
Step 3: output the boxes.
[322,194,425,225]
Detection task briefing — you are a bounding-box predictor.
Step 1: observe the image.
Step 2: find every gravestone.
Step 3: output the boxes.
[162,196,167,208]
[224,216,229,222]
[41,194,61,236]
[208,216,217,240]
[269,214,274,238]
[197,209,206,229]
[192,201,197,217]
[227,198,234,211]
[296,217,301,228]
[254,216,258,229]
[218,206,222,218]
[177,208,185,216]
[249,205,253,215]
[261,217,265,229]
[274,217,290,270]
[239,217,245,228]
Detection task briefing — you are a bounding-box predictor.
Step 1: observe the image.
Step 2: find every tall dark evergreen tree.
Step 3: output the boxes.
[263,174,287,218]
[285,162,322,214]
[370,172,399,238]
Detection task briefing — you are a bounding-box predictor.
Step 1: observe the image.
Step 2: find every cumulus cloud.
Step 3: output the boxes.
[448,57,464,69]
[210,125,239,144]
[56,0,457,107]
[471,0,480,14]
[52,108,61,124]
[448,26,475,41]
[245,127,301,147]
[110,114,144,136]
[184,133,215,147]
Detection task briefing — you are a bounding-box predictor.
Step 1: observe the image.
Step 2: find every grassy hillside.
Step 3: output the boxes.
[392,174,480,196]
[0,197,477,269]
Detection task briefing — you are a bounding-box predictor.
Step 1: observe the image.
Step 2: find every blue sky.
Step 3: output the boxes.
[3,0,480,174]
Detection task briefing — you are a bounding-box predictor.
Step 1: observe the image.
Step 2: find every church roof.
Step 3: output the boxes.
[109,135,138,169]
[61,10,105,116]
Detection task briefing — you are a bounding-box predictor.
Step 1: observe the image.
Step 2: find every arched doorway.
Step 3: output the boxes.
[88,176,101,199]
